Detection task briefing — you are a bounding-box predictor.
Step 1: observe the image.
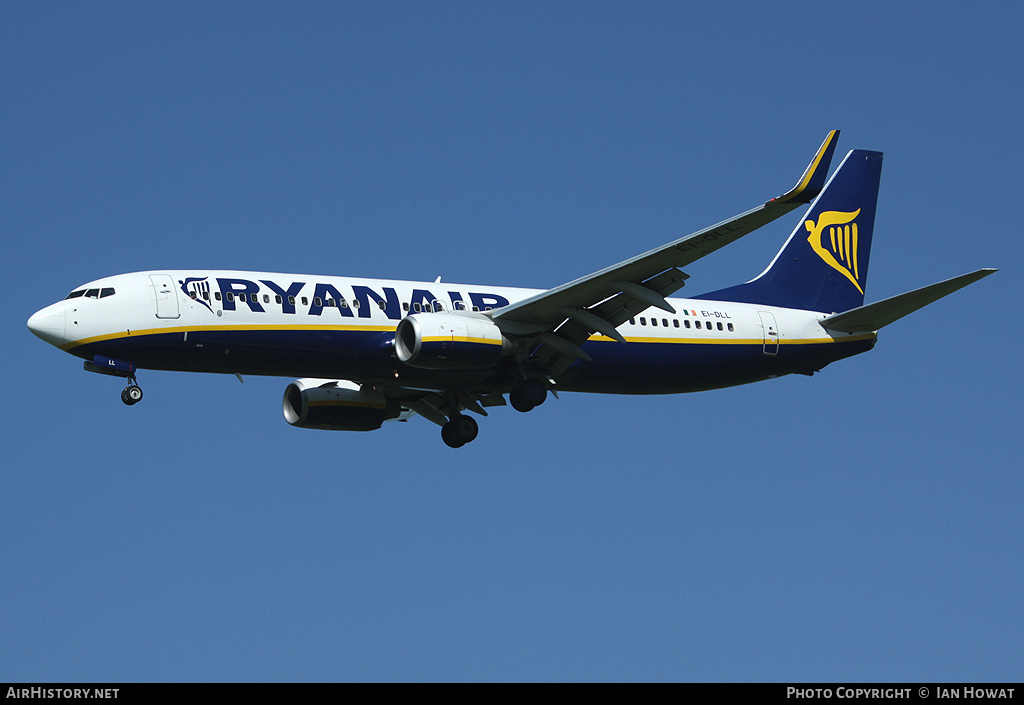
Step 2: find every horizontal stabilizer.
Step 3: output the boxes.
[820,268,997,333]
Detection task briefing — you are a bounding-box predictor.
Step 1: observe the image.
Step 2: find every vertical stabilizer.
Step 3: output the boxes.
[697,149,883,313]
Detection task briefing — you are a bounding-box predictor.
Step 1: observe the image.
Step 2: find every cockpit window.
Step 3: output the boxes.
[66,287,114,299]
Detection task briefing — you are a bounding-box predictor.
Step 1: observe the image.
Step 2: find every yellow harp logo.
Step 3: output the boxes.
[805,209,863,294]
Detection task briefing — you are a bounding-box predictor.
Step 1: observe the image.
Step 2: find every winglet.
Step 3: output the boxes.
[771,130,840,204]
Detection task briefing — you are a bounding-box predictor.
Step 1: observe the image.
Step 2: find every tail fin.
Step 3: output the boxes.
[698,148,884,313]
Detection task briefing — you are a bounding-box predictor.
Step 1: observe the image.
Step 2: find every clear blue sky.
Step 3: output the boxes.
[2,2,1021,682]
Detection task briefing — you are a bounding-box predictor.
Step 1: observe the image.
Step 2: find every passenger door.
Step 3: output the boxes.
[758,311,779,355]
[150,274,180,319]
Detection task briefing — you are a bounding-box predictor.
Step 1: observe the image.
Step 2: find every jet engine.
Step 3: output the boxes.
[395,312,512,369]
[283,378,401,431]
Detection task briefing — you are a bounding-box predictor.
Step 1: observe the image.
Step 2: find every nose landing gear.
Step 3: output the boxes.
[83,356,143,406]
[120,382,143,406]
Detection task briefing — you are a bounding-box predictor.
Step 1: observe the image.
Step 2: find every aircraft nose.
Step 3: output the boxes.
[28,302,67,347]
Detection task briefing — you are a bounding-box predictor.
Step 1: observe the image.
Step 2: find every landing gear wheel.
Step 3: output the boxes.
[454,415,479,444]
[441,415,479,448]
[441,422,463,448]
[121,385,143,406]
[510,379,546,413]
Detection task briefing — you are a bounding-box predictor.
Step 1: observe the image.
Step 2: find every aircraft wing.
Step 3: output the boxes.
[489,131,841,374]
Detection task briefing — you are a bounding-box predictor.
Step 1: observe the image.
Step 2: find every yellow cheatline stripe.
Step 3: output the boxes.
[60,322,398,351]
[588,333,875,345]
[308,400,386,409]
[61,321,874,353]
[421,336,503,346]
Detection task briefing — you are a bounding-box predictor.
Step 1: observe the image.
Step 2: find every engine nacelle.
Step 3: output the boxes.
[283,378,400,431]
[395,312,511,370]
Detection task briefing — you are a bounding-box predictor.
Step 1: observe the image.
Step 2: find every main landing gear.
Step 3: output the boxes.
[438,379,550,448]
[441,414,478,449]
[509,378,547,413]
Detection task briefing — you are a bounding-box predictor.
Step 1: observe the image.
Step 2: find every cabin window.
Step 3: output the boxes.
[352,299,360,309]
[340,299,348,308]
[651,318,657,327]
[238,293,246,303]
[378,300,387,310]
[215,292,222,301]
[276,295,282,304]
[189,291,197,300]
[264,295,270,304]
[472,306,480,312]
[413,303,421,313]
[301,297,308,306]
[717,322,723,331]
[314,297,323,306]
[727,323,734,332]
[673,319,679,328]
[433,301,445,311]
[203,290,210,300]
[684,319,691,329]
[327,298,336,307]
[226,292,234,302]
[403,302,410,312]
[629,318,635,325]
[455,301,466,311]
[639,317,646,325]
[695,320,701,329]
[287,296,294,305]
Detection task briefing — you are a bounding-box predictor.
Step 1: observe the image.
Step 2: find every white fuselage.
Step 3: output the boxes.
[29,270,875,395]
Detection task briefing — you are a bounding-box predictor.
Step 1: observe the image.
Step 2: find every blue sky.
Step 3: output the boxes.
[2,2,1021,682]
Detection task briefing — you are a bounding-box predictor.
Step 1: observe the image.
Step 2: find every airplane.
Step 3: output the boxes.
[27,131,995,447]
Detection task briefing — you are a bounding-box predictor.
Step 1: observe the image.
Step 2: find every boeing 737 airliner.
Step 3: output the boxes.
[28,132,995,447]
